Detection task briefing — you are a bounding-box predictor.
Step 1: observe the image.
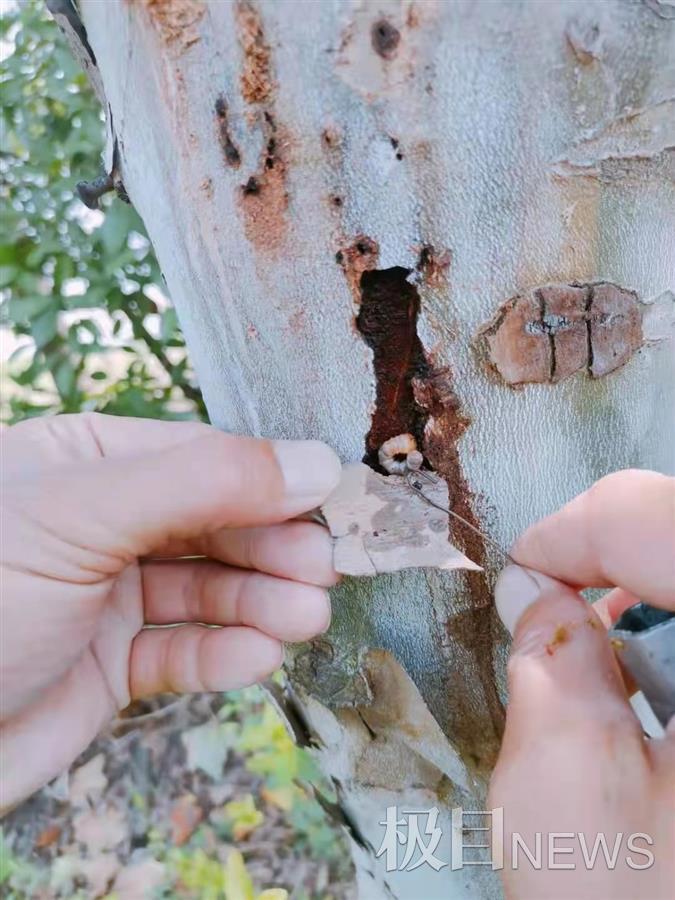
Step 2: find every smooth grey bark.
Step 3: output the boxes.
[66,1,674,896]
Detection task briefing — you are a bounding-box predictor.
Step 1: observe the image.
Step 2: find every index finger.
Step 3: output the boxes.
[4,430,342,565]
[511,469,675,610]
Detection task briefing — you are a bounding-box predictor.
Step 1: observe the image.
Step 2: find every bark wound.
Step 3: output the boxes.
[565,18,602,64]
[355,267,431,471]
[371,19,401,59]
[233,6,288,252]
[475,282,642,386]
[214,96,241,168]
[235,1,273,104]
[335,236,379,301]
[140,0,204,50]
[414,369,506,774]
[347,258,505,772]
[237,114,289,253]
[418,245,452,288]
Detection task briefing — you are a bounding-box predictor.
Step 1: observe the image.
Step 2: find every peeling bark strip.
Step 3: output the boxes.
[358,650,471,792]
[475,282,643,386]
[235,1,273,104]
[321,463,481,576]
[355,267,431,470]
[214,96,241,167]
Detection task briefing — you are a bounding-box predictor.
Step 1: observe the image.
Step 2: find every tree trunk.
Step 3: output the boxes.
[63,0,675,896]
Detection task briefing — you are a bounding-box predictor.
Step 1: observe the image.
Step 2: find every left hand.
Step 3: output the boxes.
[0,413,341,810]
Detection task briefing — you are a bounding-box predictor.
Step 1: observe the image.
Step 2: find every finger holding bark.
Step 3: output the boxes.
[512,470,675,609]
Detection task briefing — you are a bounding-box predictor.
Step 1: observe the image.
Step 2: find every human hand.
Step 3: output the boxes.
[490,470,675,899]
[0,413,341,811]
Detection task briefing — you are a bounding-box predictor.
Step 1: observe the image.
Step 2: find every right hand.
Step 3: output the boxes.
[490,470,675,900]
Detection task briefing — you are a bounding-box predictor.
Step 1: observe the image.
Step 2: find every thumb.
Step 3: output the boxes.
[8,430,341,565]
[494,566,641,751]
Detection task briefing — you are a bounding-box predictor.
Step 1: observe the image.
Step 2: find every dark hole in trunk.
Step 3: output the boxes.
[356,267,430,471]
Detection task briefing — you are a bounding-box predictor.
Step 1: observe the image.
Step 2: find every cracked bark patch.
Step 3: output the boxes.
[474,281,643,386]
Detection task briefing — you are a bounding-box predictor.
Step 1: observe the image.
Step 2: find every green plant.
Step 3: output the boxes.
[220,691,347,867]
[232,697,322,789]
[0,0,205,422]
[167,847,287,900]
[0,829,45,899]
[222,795,265,841]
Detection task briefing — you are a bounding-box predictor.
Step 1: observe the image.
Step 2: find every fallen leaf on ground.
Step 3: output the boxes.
[70,753,107,807]
[224,849,254,900]
[112,857,166,898]
[34,823,61,849]
[78,853,120,897]
[170,794,203,846]
[73,806,128,853]
[260,785,295,812]
[223,795,264,841]
[50,852,120,897]
[181,719,230,780]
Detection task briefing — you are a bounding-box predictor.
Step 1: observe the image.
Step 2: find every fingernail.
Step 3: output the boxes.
[494,565,543,635]
[273,440,342,503]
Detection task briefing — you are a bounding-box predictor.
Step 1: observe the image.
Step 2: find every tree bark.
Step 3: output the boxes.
[68,1,674,896]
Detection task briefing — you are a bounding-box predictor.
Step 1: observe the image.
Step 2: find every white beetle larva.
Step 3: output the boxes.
[406,449,424,471]
[378,433,418,474]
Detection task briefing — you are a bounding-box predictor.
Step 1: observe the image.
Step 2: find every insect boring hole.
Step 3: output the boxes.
[355,267,432,472]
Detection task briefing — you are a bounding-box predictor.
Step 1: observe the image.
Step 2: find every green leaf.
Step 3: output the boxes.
[1,0,204,426]
[222,795,264,841]
[54,254,75,287]
[98,202,133,257]
[181,721,231,781]
[0,265,19,287]
[30,308,58,348]
[6,294,53,324]
[224,850,255,900]
[53,355,77,399]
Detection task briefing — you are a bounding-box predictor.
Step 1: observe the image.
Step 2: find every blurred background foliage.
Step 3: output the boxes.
[1,0,206,423]
[0,2,351,897]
